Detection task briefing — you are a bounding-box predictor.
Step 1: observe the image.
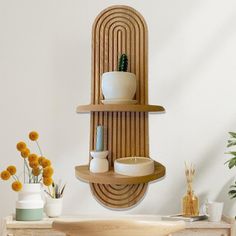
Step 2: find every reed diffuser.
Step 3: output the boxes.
[182,162,199,216]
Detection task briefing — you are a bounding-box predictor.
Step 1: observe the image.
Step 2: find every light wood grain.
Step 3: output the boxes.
[6,229,64,236]
[78,5,166,208]
[76,104,165,112]
[52,220,185,236]
[89,5,152,208]
[90,183,148,208]
[3,215,234,236]
[75,161,165,184]
[173,228,229,236]
[4,215,233,229]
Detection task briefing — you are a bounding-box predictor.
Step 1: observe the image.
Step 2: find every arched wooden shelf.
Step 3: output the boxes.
[75,5,166,208]
[75,161,165,185]
[76,104,165,113]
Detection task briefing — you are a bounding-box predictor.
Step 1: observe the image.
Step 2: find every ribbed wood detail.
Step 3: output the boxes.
[88,5,152,209]
[90,183,148,208]
[91,6,148,105]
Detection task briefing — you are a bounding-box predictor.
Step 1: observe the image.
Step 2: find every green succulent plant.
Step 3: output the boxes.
[225,132,236,200]
[118,54,128,72]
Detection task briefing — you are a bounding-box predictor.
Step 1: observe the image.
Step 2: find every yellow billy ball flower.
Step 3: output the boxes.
[20,148,30,158]
[38,156,45,165]
[28,154,38,163]
[29,161,39,169]
[0,170,11,180]
[43,166,54,178]
[32,167,41,176]
[43,177,53,186]
[12,181,22,192]
[16,142,27,151]
[29,131,39,141]
[41,159,51,168]
[7,166,17,175]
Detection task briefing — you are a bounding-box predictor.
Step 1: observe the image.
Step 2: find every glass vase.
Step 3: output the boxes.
[182,190,199,216]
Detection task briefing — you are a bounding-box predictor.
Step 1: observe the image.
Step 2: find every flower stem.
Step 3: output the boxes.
[44,190,53,198]
[48,186,53,198]
[14,175,20,181]
[11,176,17,181]
[23,160,25,183]
[24,159,31,183]
[36,141,43,156]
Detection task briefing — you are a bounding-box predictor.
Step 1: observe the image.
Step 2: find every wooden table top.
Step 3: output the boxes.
[4,214,234,229]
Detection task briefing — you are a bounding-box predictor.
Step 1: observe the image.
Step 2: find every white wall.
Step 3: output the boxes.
[0,0,236,223]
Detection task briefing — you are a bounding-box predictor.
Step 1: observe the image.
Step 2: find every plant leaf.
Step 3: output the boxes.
[60,184,66,196]
[224,160,230,164]
[229,132,236,138]
[227,141,236,148]
[226,152,236,156]
[228,158,236,169]
[230,194,236,199]
[229,190,236,194]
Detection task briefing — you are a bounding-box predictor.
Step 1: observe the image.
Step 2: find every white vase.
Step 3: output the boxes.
[16,183,44,221]
[101,71,136,100]
[89,150,109,173]
[44,197,63,218]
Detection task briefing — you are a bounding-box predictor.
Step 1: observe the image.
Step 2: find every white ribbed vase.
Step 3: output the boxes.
[16,183,44,221]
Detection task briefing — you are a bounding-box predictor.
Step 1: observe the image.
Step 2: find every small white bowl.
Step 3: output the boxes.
[114,157,154,176]
[90,150,109,159]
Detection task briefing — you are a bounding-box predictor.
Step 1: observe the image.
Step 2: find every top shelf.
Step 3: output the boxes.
[76,104,165,113]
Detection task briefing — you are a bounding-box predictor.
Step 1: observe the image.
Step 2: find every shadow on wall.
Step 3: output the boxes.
[198,178,236,218]
[159,133,225,212]
[216,177,236,218]
[159,12,236,103]
[195,133,236,217]
[156,128,234,215]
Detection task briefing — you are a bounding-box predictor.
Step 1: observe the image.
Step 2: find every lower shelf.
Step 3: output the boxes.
[75,161,165,185]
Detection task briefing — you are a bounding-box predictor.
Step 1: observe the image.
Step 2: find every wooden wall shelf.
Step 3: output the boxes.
[75,161,165,185]
[75,5,166,208]
[76,104,165,113]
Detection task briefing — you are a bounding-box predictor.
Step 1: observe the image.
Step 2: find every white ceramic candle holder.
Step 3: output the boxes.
[114,157,154,176]
[89,150,109,173]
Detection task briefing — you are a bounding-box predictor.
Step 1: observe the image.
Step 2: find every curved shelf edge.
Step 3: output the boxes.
[76,104,165,113]
[75,161,166,185]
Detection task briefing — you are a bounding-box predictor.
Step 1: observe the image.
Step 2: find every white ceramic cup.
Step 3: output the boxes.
[44,197,63,218]
[203,201,224,222]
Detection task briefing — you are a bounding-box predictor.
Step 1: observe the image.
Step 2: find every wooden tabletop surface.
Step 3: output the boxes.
[4,214,234,229]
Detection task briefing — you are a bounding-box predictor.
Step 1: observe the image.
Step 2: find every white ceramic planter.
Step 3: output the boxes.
[16,183,44,221]
[44,197,63,218]
[90,150,109,173]
[114,157,154,177]
[101,71,136,100]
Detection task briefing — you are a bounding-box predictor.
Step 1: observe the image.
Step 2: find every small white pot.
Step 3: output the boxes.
[44,197,63,218]
[101,71,136,100]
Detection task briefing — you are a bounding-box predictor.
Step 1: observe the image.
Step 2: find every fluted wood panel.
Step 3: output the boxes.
[90,5,149,208]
